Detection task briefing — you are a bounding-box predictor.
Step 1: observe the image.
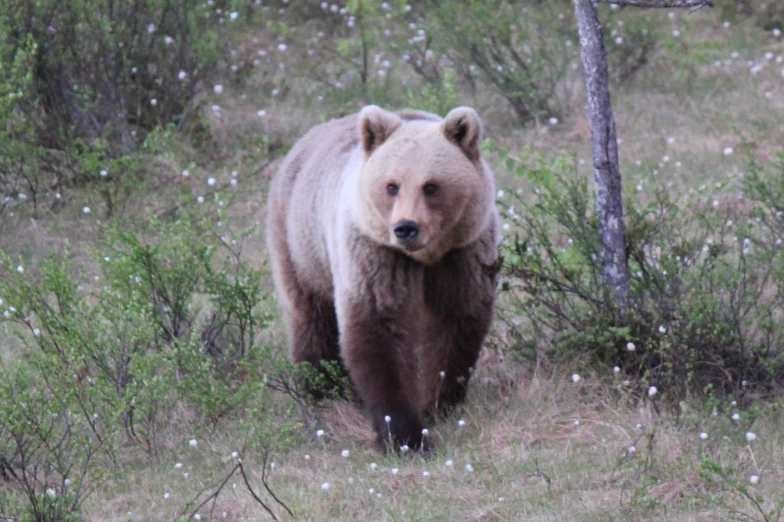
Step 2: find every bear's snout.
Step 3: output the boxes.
[393,220,420,243]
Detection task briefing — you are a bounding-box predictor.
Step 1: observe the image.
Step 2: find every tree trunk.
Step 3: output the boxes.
[573,0,629,311]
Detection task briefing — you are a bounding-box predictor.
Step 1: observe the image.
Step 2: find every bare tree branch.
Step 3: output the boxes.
[597,0,713,8]
[573,0,630,311]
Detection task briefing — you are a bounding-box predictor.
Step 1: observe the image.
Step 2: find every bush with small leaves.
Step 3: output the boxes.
[0,211,297,518]
[495,145,784,403]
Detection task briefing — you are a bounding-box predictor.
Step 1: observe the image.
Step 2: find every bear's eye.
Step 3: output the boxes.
[423,183,439,197]
[387,183,399,196]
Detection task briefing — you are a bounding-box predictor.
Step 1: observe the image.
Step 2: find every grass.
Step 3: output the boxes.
[81,369,784,521]
[2,3,784,522]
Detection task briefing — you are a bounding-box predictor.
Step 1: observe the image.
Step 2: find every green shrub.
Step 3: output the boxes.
[0,212,297,518]
[495,147,784,403]
[0,0,262,217]
[424,0,573,124]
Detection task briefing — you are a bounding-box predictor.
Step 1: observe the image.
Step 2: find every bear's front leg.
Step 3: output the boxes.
[421,230,499,414]
[335,244,426,452]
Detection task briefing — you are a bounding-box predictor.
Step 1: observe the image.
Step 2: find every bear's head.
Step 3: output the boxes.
[355,105,496,265]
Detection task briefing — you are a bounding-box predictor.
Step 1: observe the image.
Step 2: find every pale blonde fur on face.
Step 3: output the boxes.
[356,106,494,265]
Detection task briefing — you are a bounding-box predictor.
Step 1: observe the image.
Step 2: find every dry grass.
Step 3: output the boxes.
[82,363,784,521]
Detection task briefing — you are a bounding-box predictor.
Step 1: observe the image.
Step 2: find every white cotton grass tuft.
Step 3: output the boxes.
[746,432,757,442]
[571,373,581,383]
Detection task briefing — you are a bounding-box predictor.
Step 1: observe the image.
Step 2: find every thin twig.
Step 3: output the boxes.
[597,0,713,8]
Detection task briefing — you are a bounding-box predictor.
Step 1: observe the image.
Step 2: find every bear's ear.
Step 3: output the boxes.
[358,105,403,157]
[442,107,483,161]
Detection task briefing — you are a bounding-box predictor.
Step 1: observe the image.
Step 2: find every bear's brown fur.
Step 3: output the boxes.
[266,105,499,451]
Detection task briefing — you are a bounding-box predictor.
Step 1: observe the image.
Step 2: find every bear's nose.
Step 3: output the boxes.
[393,220,419,242]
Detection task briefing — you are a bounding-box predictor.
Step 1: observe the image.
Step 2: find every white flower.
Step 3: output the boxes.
[421,428,428,435]
[175,462,183,469]
[648,386,657,397]
[465,463,473,472]
[197,196,204,203]
[178,71,187,80]
[150,98,157,106]
[422,471,430,477]
[445,460,453,467]
[384,415,391,423]
[46,488,56,497]
[82,207,91,214]
[391,468,399,475]
[502,223,510,231]
[497,190,504,198]
[627,342,636,351]
[214,84,223,95]
[370,463,377,470]
[321,482,329,490]
[231,451,238,458]
[148,23,156,33]
[746,432,757,441]
[613,366,620,374]
[183,472,189,477]
[400,445,409,452]
[732,413,740,421]
[615,36,623,45]
[347,477,353,483]
[316,429,324,438]
[304,454,310,460]
[548,117,558,125]
[182,170,189,177]
[164,36,174,46]
[750,475,759,484]
[230,11,238,20]
[207,177,216,186]
[458,419,465,427]
[700,432,708,440]
[341,449,350,457]
[723,147,734,156]
[100,169,107,177]
[164,492,170,499]
[628,446,636,453]
[658,325,666,334]
[16,265,24,273]
[368,488,375,494]
[571,373,581,383]
[33,328,40,336]
[189,439,197,448]
[194,514,201,520]
[278,43,287,52]
[257,109,266,117]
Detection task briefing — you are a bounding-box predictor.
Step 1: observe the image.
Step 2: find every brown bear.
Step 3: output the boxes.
[266,105,499,451]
